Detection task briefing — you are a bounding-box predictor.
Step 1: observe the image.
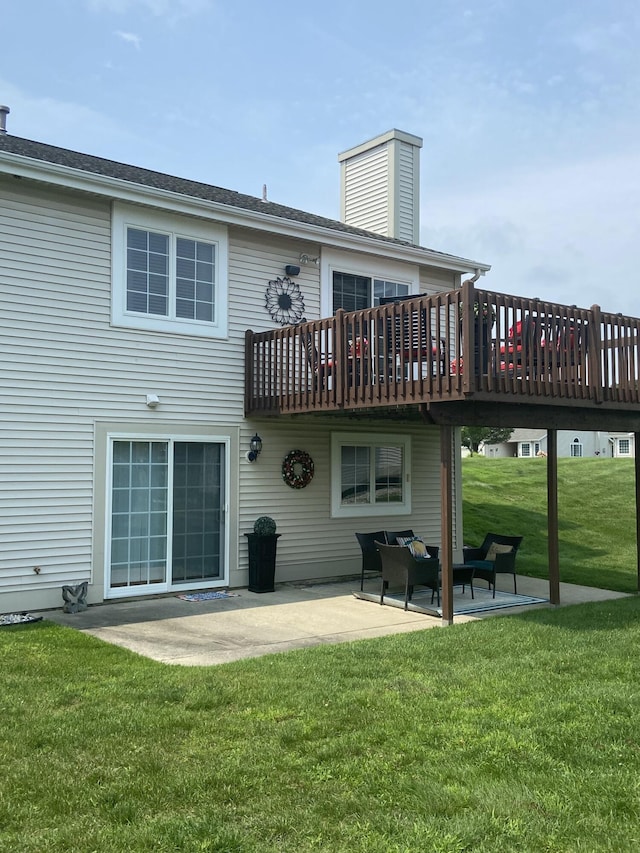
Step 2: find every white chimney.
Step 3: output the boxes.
[338,129,423,243]
[0,105,9,134]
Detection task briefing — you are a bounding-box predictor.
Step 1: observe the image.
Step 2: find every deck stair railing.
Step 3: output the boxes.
[245,281,640,415]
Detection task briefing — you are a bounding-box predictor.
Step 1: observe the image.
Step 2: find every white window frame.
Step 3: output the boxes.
[330,432,411,518]
[570,438,583,458]
[104,431,230,599]
[112,202,228,338]
[618,438,631,456]
[320,248,419,318]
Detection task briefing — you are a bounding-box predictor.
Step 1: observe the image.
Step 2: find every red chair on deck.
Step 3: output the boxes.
[498,316,545,375]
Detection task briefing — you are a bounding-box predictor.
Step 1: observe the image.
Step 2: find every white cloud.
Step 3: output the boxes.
[115,30,141,49]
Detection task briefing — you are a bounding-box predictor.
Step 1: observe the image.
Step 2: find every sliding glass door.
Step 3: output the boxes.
[108,439,226,596]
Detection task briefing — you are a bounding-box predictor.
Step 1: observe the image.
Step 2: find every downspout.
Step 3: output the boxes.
[465,268,484,284]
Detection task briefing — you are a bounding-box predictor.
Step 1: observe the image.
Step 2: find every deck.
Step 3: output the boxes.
[245,281,640,430]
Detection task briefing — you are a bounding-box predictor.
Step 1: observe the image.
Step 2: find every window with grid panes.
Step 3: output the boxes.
[112,204,228,337]
[332,273,409,313]
[330,432,411,517]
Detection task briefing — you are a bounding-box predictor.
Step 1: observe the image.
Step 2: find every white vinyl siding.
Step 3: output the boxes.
[0,179,247,607]
[420,266,459,292]
[396,141,419,243]
[0,182,110,601]
[340,130,422,243]
[341,144,389,236]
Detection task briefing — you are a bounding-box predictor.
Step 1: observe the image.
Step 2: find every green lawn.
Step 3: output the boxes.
[462,456,638,593]
[2,598,640,852]
[2,456,639,851]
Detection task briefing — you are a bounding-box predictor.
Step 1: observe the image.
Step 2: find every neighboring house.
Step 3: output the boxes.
[482,429,635,458]
[610,433,636,458]
[1,125,489,613]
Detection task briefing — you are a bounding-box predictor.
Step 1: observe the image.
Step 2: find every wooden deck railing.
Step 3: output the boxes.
[245,281,640,416]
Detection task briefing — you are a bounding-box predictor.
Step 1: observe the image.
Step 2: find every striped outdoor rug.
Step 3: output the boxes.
[355,586,547,616]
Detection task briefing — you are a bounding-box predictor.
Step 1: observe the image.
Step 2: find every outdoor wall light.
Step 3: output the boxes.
[246,433,263,462]
[299,253,320,266]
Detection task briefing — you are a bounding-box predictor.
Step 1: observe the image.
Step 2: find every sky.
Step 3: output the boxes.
[2,0,639,315]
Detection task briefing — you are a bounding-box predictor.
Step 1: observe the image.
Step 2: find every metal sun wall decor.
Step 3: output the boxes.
[265,276,306,326]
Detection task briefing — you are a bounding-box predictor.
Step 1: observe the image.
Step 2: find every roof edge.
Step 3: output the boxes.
[0,139,489,274]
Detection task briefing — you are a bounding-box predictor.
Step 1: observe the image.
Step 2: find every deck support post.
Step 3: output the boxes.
[440,424,454,624]
[547,429,560,604]
[635,433,640,593]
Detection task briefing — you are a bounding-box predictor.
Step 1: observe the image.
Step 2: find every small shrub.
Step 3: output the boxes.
[253,516,277,536]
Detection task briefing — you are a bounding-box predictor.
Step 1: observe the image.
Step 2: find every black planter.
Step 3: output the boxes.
[245,533,281,593]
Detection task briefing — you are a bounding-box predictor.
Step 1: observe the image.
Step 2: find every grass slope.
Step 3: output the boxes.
[2,600,640,852]
[462,457,638,593]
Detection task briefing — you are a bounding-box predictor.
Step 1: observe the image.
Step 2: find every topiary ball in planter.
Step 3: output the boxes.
[253,516,277,536]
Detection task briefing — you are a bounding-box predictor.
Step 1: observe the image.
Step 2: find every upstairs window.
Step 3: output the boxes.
[332,273,409,313]
[321,249,419,318]
[113,204,228,337]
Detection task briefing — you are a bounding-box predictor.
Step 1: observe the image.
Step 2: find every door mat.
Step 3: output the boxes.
[176,591,240,602]
[0,613,44,627]
[355,587,547,616]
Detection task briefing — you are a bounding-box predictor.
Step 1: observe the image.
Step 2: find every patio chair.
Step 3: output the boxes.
[376,542,440,610]
[355,531,387,591]
[384,529,415,546]
[463,533,523,597]
[498,315,545,376]
[302,328,335,391]
[380,295,447,379]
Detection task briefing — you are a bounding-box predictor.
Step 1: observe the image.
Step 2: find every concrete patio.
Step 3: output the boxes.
[40,575,630,667]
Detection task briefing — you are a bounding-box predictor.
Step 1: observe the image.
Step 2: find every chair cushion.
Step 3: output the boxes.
[396,536,428,559]
[486,542,514,561]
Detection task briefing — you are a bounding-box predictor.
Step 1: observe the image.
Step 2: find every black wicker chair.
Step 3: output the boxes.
[376,542,440,610]
[355,531,387,591]
[384,529,415,545]
[463,533,523,597]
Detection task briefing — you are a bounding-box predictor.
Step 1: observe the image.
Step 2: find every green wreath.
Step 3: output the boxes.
[282,449,314,489]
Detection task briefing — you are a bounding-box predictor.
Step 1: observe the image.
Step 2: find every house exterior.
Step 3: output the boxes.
[1,125,490,614]
[483,429,636,458]
[610,433,636,458]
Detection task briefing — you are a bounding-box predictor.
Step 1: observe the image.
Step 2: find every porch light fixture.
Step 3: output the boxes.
[246,433,263,462]
[299,253,319,266]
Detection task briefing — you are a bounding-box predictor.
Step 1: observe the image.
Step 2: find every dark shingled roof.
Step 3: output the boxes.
[0,133,481,266]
